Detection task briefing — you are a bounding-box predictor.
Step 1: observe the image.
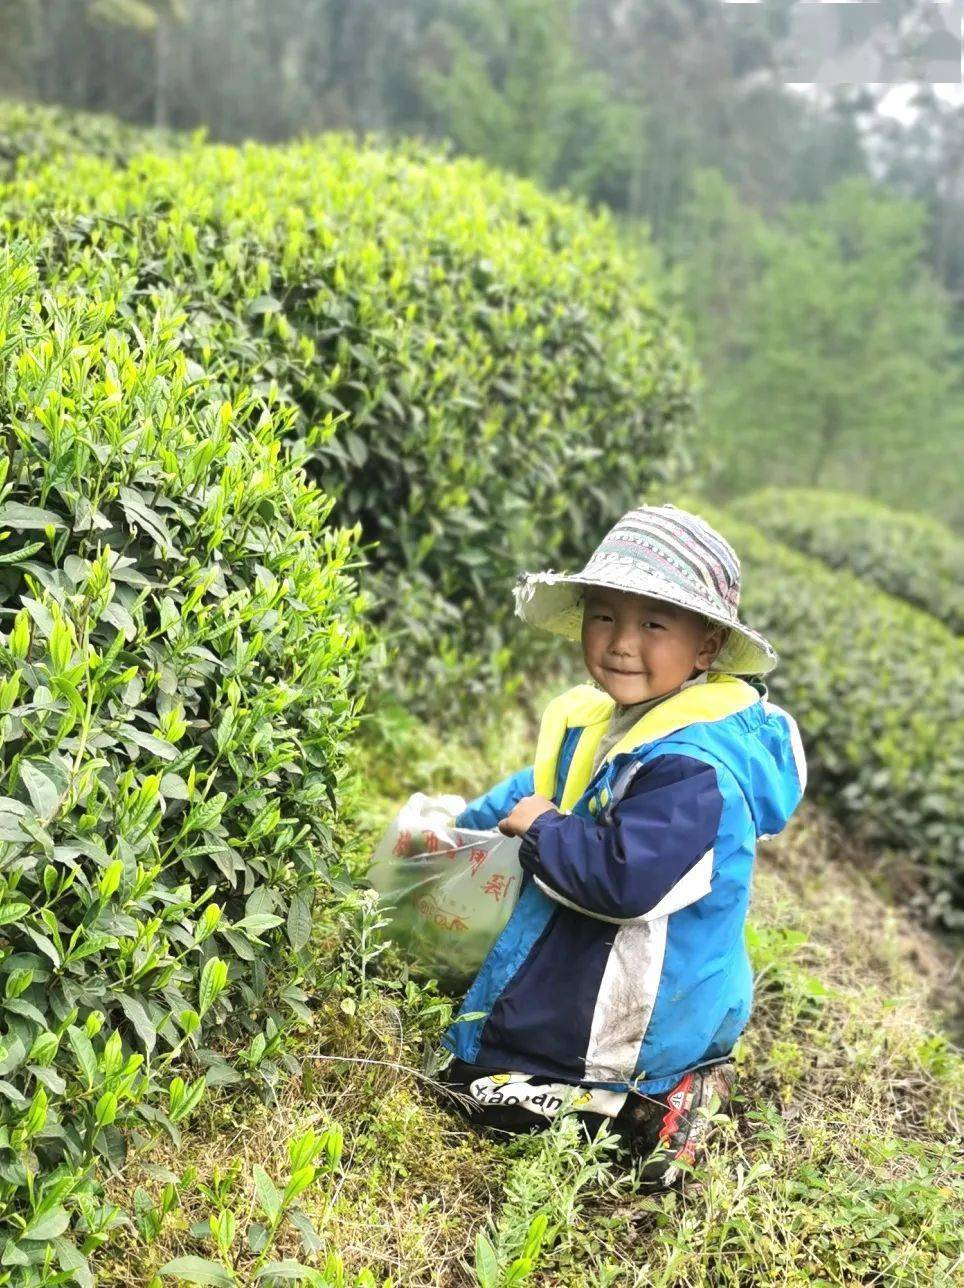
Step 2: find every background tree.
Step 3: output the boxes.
[873,85,964,329]
[683,173,963,524]
[422,0,641,206]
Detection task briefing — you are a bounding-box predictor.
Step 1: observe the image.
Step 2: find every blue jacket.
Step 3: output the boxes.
[441,674,807,1094]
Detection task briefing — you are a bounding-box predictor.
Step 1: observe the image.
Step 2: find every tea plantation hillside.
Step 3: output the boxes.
[0,105,960,1284]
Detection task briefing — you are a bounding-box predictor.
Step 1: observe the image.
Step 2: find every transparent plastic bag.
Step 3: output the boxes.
[366,791,522,989]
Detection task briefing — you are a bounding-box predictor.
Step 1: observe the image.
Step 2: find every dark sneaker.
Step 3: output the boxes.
[623,1061,736,1187]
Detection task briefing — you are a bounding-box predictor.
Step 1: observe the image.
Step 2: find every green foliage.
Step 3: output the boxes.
[0,103,694,717]
[0,241,368,1276]
[730,487,964,635]
[423,0,642,209]
[474,1113,622,1287]
[153,1124,363,1286]
[679,171,964,526]
[690,500,964,923]
[88,0,182,35]
[0,99,179,176]
[625,1114,962,1286]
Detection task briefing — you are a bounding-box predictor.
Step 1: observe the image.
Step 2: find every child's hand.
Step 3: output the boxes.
[498,794,559,837]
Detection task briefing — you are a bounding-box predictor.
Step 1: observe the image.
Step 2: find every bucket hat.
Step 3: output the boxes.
[513,503,777,677]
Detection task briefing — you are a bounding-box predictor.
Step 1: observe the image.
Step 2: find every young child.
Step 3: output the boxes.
[436,503,807,1184]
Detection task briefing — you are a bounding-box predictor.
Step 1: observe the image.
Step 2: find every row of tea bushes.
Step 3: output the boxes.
[0,98,180,176]
[0,106,696,720]
[0,242,369,1278]
[689,500,963,926]
[730,488,964,634]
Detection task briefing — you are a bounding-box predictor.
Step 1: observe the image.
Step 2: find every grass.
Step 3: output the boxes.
[92,670,963,1286]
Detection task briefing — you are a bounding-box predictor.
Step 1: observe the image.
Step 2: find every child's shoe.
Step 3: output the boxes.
[623,1061,736,1187]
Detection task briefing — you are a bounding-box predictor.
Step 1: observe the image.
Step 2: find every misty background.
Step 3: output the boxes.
[1,0,962,526]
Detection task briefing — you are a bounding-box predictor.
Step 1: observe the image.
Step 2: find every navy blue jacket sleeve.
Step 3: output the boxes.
[519,754,724,922]
[455,766,535,831]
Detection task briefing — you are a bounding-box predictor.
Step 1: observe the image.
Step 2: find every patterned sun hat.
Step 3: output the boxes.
[513,503,778,677]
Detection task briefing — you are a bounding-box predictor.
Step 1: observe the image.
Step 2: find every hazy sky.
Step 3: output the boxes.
[877,83,964,120]
[786,82,964,122]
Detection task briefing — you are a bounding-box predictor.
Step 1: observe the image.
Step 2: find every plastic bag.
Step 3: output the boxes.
[366,791,522,989]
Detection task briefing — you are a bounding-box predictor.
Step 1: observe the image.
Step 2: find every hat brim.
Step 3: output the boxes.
[514,571,778,677]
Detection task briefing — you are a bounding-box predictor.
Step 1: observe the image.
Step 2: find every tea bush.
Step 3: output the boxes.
[0,242,368,1278]
[0,103,695,717]
[730,487,964,634]
[0,99,179,177]
[690,501,964,925]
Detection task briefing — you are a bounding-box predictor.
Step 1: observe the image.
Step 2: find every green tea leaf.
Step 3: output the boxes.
[474,1231,500,1288]
[0,901,30,928]
[118,725,178,761]
[19,761,60,821]
[94,1090,118,1126]
[286,893,311,952]
[21,925,60,968]
[118,487,177,552]
[100,601,137,640]
[98,859,124,900]
[0,503,67,531]
[24,1205,70,1241]
[21,596,55,638]
[116,993,157,1055]
[252,1165,281,1223]
[248,295,282,315]
[158,1257,235,1286]
[198,957,227,1016]
[0,539,44,564]
[0,1241,28,1267]
[66,1026,98,1088]
[254,1263,320,1282]
[202,1059,243,1087]
[232,913,283,937]
[159,772,190,800]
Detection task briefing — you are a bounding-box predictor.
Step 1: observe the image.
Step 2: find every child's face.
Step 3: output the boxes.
[580,586,726,705]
